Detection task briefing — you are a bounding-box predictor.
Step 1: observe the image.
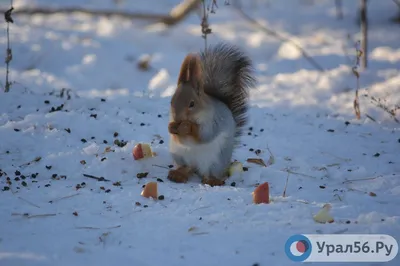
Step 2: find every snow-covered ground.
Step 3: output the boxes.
[0,0,399,265]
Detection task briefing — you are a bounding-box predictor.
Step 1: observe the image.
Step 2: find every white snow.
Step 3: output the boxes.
[0,0,399,266]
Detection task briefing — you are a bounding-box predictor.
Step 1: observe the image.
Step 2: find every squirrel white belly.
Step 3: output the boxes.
[167,43,256,186]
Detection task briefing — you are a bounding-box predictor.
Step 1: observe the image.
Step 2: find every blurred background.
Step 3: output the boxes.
[0,0,399,122]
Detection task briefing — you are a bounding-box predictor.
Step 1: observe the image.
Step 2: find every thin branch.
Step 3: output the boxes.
[49,193,80,203]
[75,225,121,230]
[11,212,56,218]
[282,172,290,197]
[360,0,368,69]
[364,94,400,123]
[392,0,400,9]
[83,173,110,182]
[17,196,41,208]
[201,0,209,49]
[280,169,318,179]
[0,0,201,26]
[231,4,324,72]
[4,0,13,92]
[342,176,379,184]
[335,0,343,19]
[152,164,170,170]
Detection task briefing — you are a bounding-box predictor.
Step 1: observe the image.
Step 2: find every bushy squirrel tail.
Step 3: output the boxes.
[199,43,256,139]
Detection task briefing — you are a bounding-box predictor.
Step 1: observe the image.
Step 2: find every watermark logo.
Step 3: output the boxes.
[285,234,398,262]
[285,234,312,262]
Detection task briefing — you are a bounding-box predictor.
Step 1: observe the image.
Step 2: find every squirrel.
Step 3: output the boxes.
[167,43,256,186]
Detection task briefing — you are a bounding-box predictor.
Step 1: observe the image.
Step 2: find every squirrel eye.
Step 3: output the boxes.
[189,100,195,108]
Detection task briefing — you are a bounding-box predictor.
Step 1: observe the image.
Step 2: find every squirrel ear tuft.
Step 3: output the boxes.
[177,53,203,94]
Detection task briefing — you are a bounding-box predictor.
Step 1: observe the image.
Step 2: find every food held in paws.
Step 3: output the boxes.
[133,143,153,160]
[228,161,243,177]
[252,182,270,204]
[141,182,158,199]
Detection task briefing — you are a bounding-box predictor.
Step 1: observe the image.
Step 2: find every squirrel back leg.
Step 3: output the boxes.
[201,176,226,186]
[201,140,234,186]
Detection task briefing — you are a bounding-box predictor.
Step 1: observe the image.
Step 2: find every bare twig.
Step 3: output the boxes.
[280,169,318,179]
[321,152,351,162]
[19,156,42,167]
[49,193,80,203]
[83,173,110,182]
[364,94,400,123]
[201,0,210,49]
[282,172,290,197]
[333,194,343,201]
[365,113,377,122]
[342,176,379,184]
[152,164,170,170]
[17,197,41,208]
[335,0,343,19]
[189,205,211,214]
[350,40,363,121]
[392,0,400,8]
[3,0,13,92]
[232,3,324,72]
[0,0,201,26]
[360,0,368,69]
[191,232,210,235]
[75,225,121,230]
[11,212,56,218]
[26,213,56,218]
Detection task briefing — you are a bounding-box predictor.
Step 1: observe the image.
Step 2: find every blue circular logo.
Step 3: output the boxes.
[285,234,312,262]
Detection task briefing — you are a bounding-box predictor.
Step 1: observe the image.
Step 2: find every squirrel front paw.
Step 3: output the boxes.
[177,121,192,136]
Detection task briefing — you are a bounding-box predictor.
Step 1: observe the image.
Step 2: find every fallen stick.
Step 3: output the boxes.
[342,176,379,184]
[83,174,110,182]
[17,197,41,208]
[189,205,211,214]
[282,172,290,197]
[11,212,56,218]
[19,156,42,167]
[49,193,80,203]
[152,164,170,170]
[280,169,318,179]
[75,225,121,230]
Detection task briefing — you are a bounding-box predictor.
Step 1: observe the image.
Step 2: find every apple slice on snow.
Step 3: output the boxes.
[228,161,244,177]
[313,203,334,223]
[133,143,153,160]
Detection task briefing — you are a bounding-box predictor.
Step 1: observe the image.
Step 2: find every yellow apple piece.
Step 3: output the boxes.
[313,203,334,223]
[228,161,243,177]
